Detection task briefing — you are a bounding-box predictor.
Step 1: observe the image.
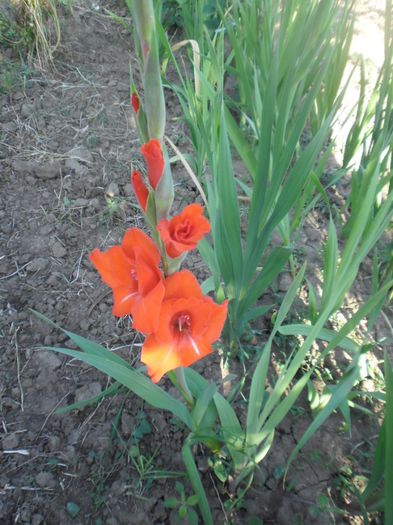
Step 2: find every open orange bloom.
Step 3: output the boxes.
[157,203,211,258]
[131,170,149,212]
[141,270,228,383]
[90,228,164,334]
[140,139,164,190]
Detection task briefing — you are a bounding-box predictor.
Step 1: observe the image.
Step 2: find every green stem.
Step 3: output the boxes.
[167,368,194,407]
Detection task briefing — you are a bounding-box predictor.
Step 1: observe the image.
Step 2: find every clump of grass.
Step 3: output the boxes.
[0,0,61,69]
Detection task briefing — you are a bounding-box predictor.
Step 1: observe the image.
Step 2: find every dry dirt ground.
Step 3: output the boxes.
[0,2,388,525]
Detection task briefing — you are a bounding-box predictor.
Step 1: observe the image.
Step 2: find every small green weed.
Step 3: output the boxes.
[0,58,32,94]
[164,481,199,525]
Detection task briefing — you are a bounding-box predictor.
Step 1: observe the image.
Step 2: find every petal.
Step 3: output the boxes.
[141,335,180,383]
[112,286,138,317]
[122,228,161,265]
[190,299,228,343]
[159,204,211,258]
[90,246,134,289]
[157,219,183,258]
[141,333,212,383]
[140,139,164,190]
[163,270,203,301]
[165,238,196,258]
[136,254,163,296]
[131,280,165,334]
[131,171,149,211]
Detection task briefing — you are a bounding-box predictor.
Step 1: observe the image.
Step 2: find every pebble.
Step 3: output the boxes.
[1,432,20,449]
[52,241,67,258]
[68,146,93,164]
[64,158,88,176]
[35,471,56,488]
[79,319,90,331]
[47,435,60,452]
[105,182,119,197]
[26,257,49,273]
[35,160,62,180]
[89,197,100,209]
[305,226,320,242]
[1,121,17,132]
[34,351,62,371]
[12,159,35,173]
[32,514,44,525]
[121,412,134,437]
[124,183,133,195]
[20,103,35,118]
[40,224,54,235]
[74,382,102,404]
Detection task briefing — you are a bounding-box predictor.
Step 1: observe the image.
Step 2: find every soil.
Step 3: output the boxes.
[0,2,389,525]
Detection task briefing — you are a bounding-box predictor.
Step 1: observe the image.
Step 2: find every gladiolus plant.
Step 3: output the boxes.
[35,0,393,522]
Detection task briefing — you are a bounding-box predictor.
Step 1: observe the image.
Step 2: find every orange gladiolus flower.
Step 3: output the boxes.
[131,170,149,212]
[141,270,228,383]
[131,92,140,113]
[90,228,164,334]
[140,139,164,190]
[157,203,211,258]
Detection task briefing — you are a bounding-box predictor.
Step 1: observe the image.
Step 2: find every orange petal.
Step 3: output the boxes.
[190,299,228,343]
[141,335,179,383]
[122,228,161,265]
[163,270,203,301]
[140,139,164,190]
[112,286,138,317]
[131,171,148,211]
[158,204,211,258]
[90,246,134,289]
[130,280,165,334]
[135,255,162,296]
[141,333,212,383]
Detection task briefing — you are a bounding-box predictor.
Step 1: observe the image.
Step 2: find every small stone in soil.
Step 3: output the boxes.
[35,471,56,488]
[74,382,102,404]
[1,121,17,132]
[305,226,321,242]
[106,181,120,197]
[31,514,44,525]
[52,241,67,258]
[68,146,93,164]
[1,432,19,449]
[20,103,35,117]
[34,350,62,371]
[35,160,62,180]
[12,159,35,173]
[65,158,88,175]
[26,257,49,273]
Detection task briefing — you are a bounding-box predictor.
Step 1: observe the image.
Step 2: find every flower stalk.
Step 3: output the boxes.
[132,0,165,141]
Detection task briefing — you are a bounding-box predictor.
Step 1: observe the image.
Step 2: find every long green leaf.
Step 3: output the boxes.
[385,352,393,523]
[182,440,213,525]
[32,310,127,367]
[44,347,193,428]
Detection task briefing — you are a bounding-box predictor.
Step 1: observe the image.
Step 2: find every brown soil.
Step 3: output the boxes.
[0,2,388,525]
